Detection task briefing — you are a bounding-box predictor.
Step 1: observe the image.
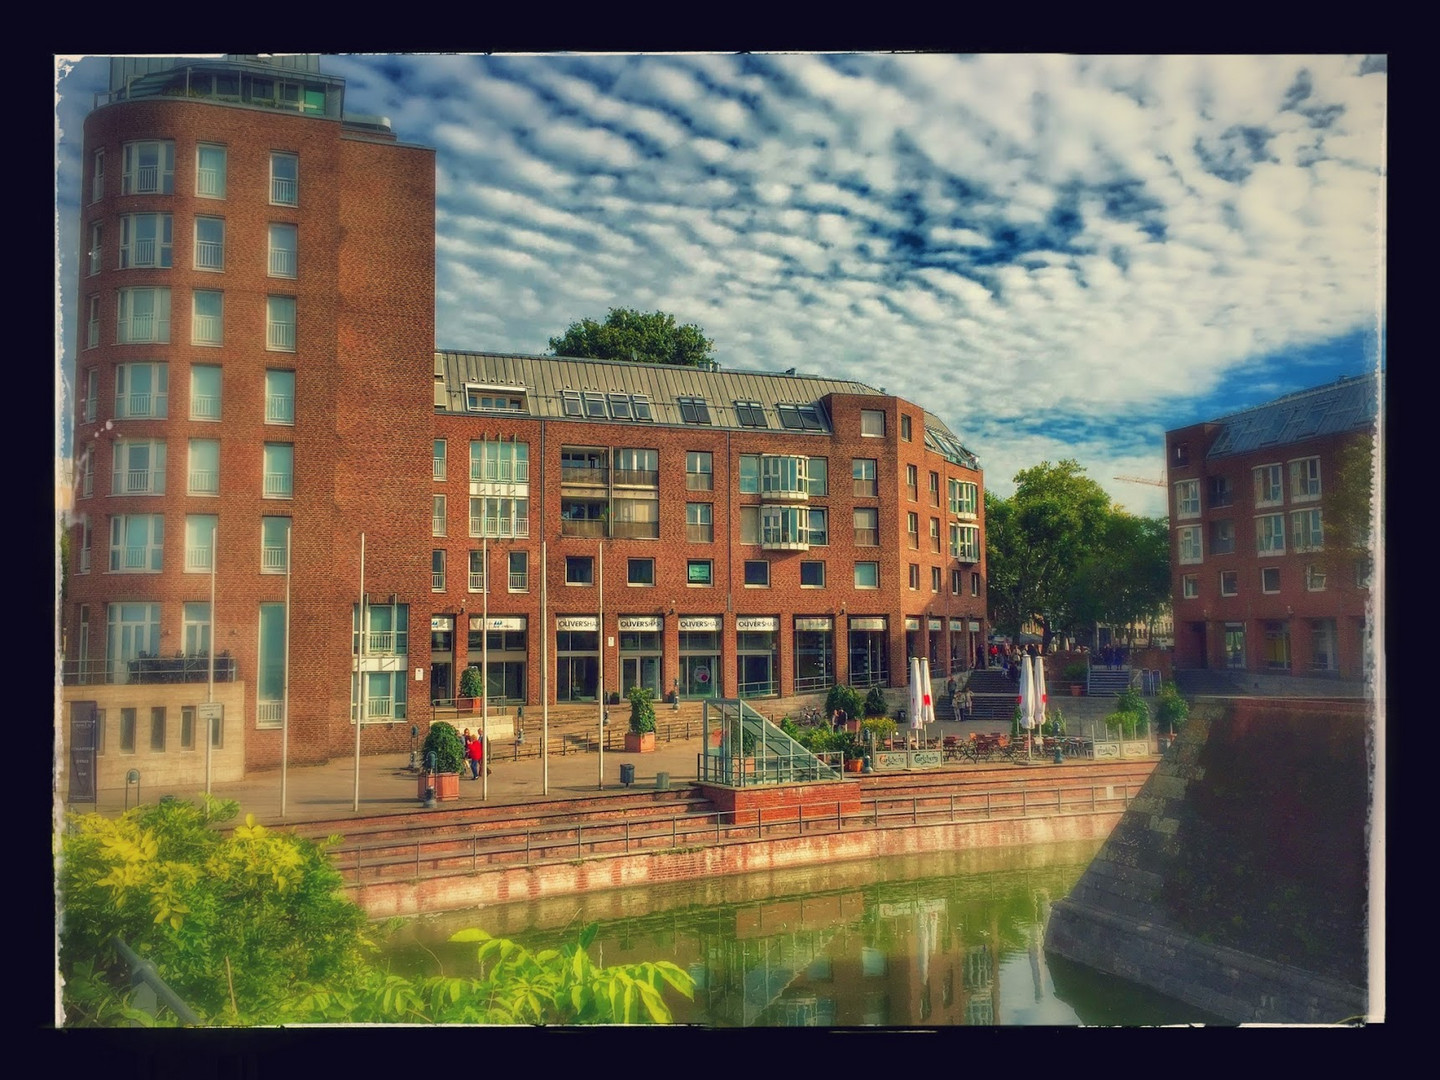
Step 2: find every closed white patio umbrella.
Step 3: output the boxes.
[1018,653,1034,759]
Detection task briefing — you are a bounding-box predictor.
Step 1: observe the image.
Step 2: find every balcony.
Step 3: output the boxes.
[269,248,297,277]
[561,519,606,538]
[266,394,294,424]
[185,546,213,572]
[508,571,528,591]
[561,465,608,485]
[195,241,224,270]
[612,520,659,540]
[431,572,445,591]
[189,470,218,495]
[267,320,296,351]
[116,392,166,419]
[191,395,221,420]
[271,177,297,206]
[262,544,287,572]
[196,167,223,198]
[112,469,165,496]
[61,653,239,686]
[263,472,293,498]
[257,701,283,726]
[355,631,406,656]
[612,468,658,487]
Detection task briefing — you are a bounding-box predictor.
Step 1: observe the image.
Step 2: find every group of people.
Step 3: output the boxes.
[944,676,974,721]
[460,728,489,779]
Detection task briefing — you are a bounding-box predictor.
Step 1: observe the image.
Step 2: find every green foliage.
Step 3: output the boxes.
[1324,429,1377,579]
[1155,681,1190,733]
[423,720,466,774]
[1107,687,1150,739]
[830,730,864,762]
[459,666,484,701]
[548,307,715,368]
[824,684,864,721]
[1062,660,1089,682]
[627,685,656,735]
[1044,706,1067,737]
[861,715,896,743]
[58,800,695,1027]
[863,686,889,717]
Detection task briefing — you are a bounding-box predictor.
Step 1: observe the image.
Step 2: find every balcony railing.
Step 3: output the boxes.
[116,392,166,419]
[184,546,213,572]
[365,696,394,719]
[509,572,528,591]
[470,516,529,538]
[266,394,294,424]
[115,546,157,570]
[793,672,834,694]
[262,545,287,572]
[268,248,297,277]
[263,472,293,498]
[561,519,606,538]
[686,525,713,543]
[267,321,296,351]
[272,177,297,205]
[195,241,224,270]
[257,701,283,726]
[119,315,170,343]
[470,461,530,483]
[355,631,406,655]
[432,572,445,591]
[61,653,239,686]
[191,395,220,420]
[612,468,658,487]
[188,470,218,495]
[469,572,487,592]
[196,168,223,198]
[112,469,164,495]
[612,521,659,540]
[561,465,607,485]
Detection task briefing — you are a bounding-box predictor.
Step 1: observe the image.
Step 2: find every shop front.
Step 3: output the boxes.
[556,615,600,702]
[678,615,721,699]
[736,615,779,698]
[618,615,663,699]
[468,615,527,704]
[849,616,889,689]
[794,616,834,694]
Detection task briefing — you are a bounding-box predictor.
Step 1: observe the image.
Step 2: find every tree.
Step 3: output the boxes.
[1323,430,1377,581]
[548,308,715,368]
[1066,513,1170,643]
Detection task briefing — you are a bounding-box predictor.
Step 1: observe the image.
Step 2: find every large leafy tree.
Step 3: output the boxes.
[1323,430,1378,581]
[1066,513,1171,643]
[548,308,715,368]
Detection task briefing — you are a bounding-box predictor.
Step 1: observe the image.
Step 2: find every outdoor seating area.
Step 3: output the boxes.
[934,731,1096,763]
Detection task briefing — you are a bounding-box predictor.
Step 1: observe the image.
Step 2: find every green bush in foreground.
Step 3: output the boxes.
[58,798,693,1026]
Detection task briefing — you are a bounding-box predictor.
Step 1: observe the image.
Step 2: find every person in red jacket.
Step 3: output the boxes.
[466,731,484,779]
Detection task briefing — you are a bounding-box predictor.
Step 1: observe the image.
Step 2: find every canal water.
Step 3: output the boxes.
[379,840,1226,1026]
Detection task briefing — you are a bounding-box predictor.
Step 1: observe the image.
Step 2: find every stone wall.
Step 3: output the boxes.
[1043,697,1372,1024]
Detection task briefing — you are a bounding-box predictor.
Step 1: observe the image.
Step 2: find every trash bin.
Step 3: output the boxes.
[619,763,636,786]
[655,771,670,791]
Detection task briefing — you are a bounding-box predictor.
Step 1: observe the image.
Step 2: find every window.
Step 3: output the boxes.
[185,514,216,572]
[268,223,297,278]
[91,149,104,203]
[1306,564,1327,592]
[470,496,530,538]
[271,152,298,206]
[735,400,767,427]
[801,561,825,588]
[901,415,912,442]
[263,443,293,499]
[628,558,655,586]
[949,480,979,517]
[1220,570,1238,597]
[87,295,100,349]
[78,517,91,573]
[1209,475,1234,507]
[686,503,713,542]
[469,440,530,483]
[950,524,981,562]
[117,287,171,343]
[929,518,941,553]
[906,465,918,501]
[560,390,583,417]
[686,451,713,490]
[860,409,885,436]
[972,572,981,596]
[261,517,289,573]
[739,455,760,494]
[807,457,828,496]
[607,393,632,420]
[929,472,940,505]
[855,562,879,589]
[111,438,166,495]
[582,392,607,419]
[1289,457,1321,502]
[687,559,713,586]
[432,495,446,537]
[194,217,224,270]
[951,569,962,595]
[806,508,829,545]
[1178,526,1203,564]
[744,560,770,587]
[432,550,446,591]
[120,708,136,752]
[777,403,824,430]
[931,567,942,592]
[1256,514,1285,555]
[678,396,711,424]
[119,213,173,269]
[762,505,807,547]
[122,140,174,195]
[267,296,296,351]
[1182,574,1199,599]
[109,514,163,572]
[190,364,221,420]
[1173,442,1190,467]
[191,290,223,345]
[114,362,167,419]
[1209,519,1235,555]
[1310,618,1337,671]
[265,369,295,425]
[760,455,809,497]
[84,367,98,422]
[468,549,487,592]
[1174,479,1200,519]
[88,222,101,275]
[353,601,409,658]
[150,707,166,751]
[908,563,920,590]
[196,143,226,199]
[187,439,219,495]
[80,453,93,498]
[509,551,528,592]
[1253,464,1283,507]
[566,556,594,585]
[467,386,527,412]
[614,447,658,485]
[854,508,879,546]
[181,707,195,750]
[852,459,877,498]
[1261,567,1281,594]
[1291,509,1323,552]
[259,602,290,726]
[107,603,160,686]
[433,440,446,481]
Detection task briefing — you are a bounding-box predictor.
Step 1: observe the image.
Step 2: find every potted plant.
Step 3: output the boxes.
[624,686,657,752]
[834,730,865,773]
[861,715,897,750]
[1063,661,1088,696]
[419,720,466,801]
[825,685,865,731]
[458,666,485,714]
[1155,681,1189,748]
[863,686,889,718]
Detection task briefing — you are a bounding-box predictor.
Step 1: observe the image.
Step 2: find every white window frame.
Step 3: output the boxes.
[1255,514,1285,556]
[468,496,530,538]
[686,502,713,543]
[432,494,446,537]
[950,524,981,561]
[116,287,171,344]
[1306,564,1327,592]
[860,409,885,437]
[265,369,294,425]
[114,362,168,420]
[685,451,713,491]
[268,223,298,278]
[194,216,225,271]
[433,440,447,481]
[852,458,878,497]
[87,295,100,349]
[1289,456,1321,503]
[1291,508,1323,553]
[191,290,224,346]
[1182,574,1199,599]
[806,507,828,546]
[1253,463,1283,508]
[468,549,488,593]
[432,549,446,592]
[1174,479,1201,519]
[187,438,219,496]
[931,566,942,593]
[88,221,101,276]
[185,515,217,573]
[1220,570,1239,597]
[119,213,173,269]
[1261,566,1281,594]
[261,517,289,574]
[508,550,529,592]
[121,140,174,195]
[266,295,296,352]
[854,562,880,589]
[110,438,167,496]
[1177,526,1203,565]
[263,443,294,499]
[853,507,879,547]
[908,563,920,590]
[196,143,227,199]
[190,364,222,421]
[109,514,164,573]
[270,152,298,206]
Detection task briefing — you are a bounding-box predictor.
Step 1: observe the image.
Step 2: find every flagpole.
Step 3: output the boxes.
[205,525,216,795]
[482,535,489,801]
[280,524,291,819]
[354,533,365,811]
[541,540,549,795]
[597,540,604,790]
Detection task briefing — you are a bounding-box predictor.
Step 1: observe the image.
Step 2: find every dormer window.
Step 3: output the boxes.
[777,403,824,431]
[678,396,711,425]
[735,401,767,428]
[465,385,527,412]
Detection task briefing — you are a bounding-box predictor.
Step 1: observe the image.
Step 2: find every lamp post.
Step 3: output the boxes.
[280,524,291,819]
[353,533,365,812]
[542,540,549,795]
[204,525,216,795]
[597,540,605,790]
[482,535,489,801]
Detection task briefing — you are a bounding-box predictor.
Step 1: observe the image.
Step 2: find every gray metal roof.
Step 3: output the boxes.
[1205,373,1382,459]
[434,350,980,468]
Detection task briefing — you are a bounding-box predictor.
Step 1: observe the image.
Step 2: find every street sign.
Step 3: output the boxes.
[197,702,224,724]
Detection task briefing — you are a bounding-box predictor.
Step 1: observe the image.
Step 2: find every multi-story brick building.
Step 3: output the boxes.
[60,55,988,791]
[1164,375,1379,680]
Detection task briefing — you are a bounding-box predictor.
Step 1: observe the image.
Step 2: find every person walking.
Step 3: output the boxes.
[466,730,484,780]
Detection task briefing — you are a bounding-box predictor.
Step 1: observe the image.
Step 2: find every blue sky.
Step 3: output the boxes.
[54,53,1386,519]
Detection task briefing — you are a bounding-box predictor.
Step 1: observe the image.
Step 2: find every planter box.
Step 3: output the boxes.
[844,758,864,773]
[457,698,483,714]
[624,731,656,753]
[418,771,461,801]
[1069,684,1083,696]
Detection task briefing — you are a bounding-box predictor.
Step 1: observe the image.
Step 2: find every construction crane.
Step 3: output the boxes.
[1113,474,1166,487]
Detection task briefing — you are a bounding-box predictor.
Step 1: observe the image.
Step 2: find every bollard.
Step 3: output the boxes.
[656,771,670,791]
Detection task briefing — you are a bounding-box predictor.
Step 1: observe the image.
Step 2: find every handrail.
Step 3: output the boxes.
[112,935,201,1025]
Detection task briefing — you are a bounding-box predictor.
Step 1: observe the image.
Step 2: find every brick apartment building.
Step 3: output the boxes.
[60,55,989,791]
[1165,375,1379,680]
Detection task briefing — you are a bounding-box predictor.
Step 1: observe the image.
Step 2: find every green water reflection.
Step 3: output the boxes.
[380,840,1225,1026]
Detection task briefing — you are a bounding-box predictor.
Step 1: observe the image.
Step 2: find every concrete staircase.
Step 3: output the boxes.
[1086,666,1133,698]
[961,668,1019,722]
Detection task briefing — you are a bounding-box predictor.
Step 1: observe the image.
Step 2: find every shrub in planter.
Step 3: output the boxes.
[625,687,658,751]
[1106,688,1149,740]
[459,666,484,709]
[422,721,466,774]
[863,687,889,718]
[861,715,897,748]
[1155,682,1189,735]
[1062,661,1088,682]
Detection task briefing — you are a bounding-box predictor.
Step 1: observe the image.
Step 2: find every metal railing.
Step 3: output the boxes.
[196,168,223,198]
[268,248,297,277]
[611,521,659,540]
[261,545,287,572]
[113,469,164,495]
[263,472,292,498]
[116,392,166,418]
[118,315,169,344]
[560,519,605,538]
[271,177,297,205]
[509,572,528,591]
[192,312,222,343]
[700,698,838,787]
[267,320,296,351]
[62,655,240,686]
[188,470,217,495]
[184,546,213,572]
[191,395,220,420]
[560,465,608,484]
[195,241,223,270]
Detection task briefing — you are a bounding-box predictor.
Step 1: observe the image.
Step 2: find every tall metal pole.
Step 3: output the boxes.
[598,540,604,790]
[541,540,549,794]
[281,525,291,819]
[353,533,365,812]
[205,525,216,795]
[482,535,489,801]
